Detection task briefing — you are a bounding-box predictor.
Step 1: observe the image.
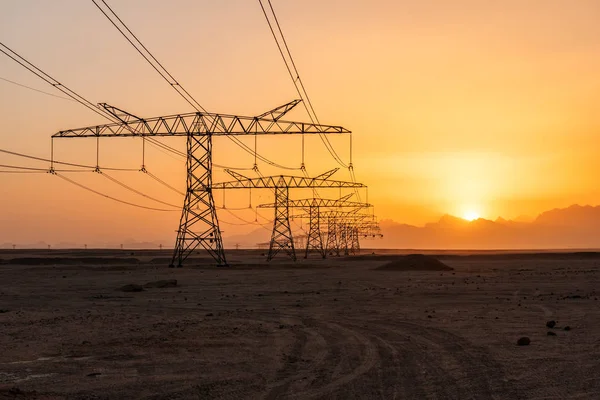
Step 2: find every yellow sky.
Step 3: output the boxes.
[1,0,600,244]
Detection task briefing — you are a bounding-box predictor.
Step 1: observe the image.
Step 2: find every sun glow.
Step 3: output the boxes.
[462,210,480,221]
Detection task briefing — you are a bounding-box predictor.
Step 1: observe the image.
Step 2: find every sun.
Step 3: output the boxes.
[462,210,480,221]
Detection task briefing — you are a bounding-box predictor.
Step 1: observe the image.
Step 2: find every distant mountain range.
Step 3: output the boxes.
[374,204,600,249]
[3,204,600,250]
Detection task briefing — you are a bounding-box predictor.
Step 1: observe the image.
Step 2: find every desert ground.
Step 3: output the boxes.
[1,249,599,399]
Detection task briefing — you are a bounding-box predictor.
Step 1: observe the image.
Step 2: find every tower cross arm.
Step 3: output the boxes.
[52,109,351,138]
[257,197,372,209]
[212,174,365,190]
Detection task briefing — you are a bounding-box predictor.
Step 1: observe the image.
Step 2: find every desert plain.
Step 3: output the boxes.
[0,249,599,399]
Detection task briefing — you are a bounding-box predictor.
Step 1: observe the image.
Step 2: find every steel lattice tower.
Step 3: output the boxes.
[325,217,339,256]
[305,199,325,259]
[172,132,225,266]
[350,227,360,254]
[269,178,295,261]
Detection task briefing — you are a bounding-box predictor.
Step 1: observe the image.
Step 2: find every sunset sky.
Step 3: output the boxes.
[1,0,600,245]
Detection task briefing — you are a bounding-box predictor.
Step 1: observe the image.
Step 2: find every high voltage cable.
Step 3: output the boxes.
[257,0,363,202]
[227,136,300,170]
[144,138,185,161]
[144,169,185,196]
[100,171,180,208]
[255,209,273,222]
[92,0,299,171]
[0,40,188,174]
[216,206,254,211]
[91,0,209,114]
[257,0,350,169]
[0,170,46,174]
[147,136,265,171]
[0,76,76,102]
[56,173,178,212]
[219,219,256,227]
[265,0,320,124]
[0,42,118,123]
[144,137,186,158]
[0,149,183,211]
[0,35,266,220]
[0,41,179,163]
[0,163,82,172]
[0,41,193,192]
[222,208,272,231]
[0,148,137,171]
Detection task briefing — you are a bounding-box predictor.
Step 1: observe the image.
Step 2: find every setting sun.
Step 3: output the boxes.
[463,210,480,221]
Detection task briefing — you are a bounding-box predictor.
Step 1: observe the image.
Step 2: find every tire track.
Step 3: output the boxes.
[374,320,518,399]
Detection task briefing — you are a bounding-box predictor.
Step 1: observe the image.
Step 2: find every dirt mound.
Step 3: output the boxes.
[374,254,453,271]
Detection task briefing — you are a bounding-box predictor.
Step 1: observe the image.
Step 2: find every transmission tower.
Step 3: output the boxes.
[305,198,325,258]
[291,210,379,256]
[257,194,372,258]
[52,101,351,267]
[212,169,364,261]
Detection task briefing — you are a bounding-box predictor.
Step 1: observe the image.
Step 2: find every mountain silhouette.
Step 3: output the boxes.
[370,204,600,249]
[534,204,600,228]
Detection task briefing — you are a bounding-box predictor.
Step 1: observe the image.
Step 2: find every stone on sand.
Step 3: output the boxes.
[546,320,556,328]
[517,337,531,346]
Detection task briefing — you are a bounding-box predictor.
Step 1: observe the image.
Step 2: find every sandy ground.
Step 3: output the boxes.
[0,249,599,399]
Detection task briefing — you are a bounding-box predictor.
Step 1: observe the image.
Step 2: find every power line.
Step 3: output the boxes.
[255,208,273,222]
[100,171,180,208]
[0,42,116,123]
[92,0,209,114]
[0,170,46,174]
[260,0,362,202]
[55,172,178,212]
[257,0,350,169]
[216,206,253,211]
[144,169,185,196]
[0,148,137,171]
[0,41,191,176]
[0,163,76,172]
[221,207,272,231]
[0,76,76,102]
[93,0,299,171]
[219,218,256,226]
[266,0,320,124]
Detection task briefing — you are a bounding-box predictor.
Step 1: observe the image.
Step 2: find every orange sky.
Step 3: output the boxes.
[1,0,600,245]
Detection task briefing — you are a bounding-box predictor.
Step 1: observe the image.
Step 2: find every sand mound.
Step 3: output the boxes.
[374,254,453,271]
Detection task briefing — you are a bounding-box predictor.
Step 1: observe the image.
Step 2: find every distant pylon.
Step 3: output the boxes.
[268,177,295,261]
[350,227,360,254]
[305,199,325,258]
[341,223,350,256]
[325,217,339,256]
